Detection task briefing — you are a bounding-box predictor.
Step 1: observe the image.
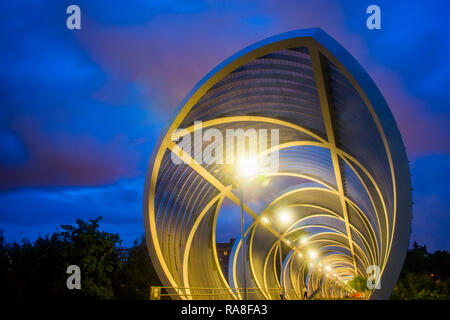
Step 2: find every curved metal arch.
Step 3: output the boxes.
[173,115,390,245]
[293,229,371,271]
[250,206,376,287]
[144,28,411,300]
[256,223,369,299]
[260,140,389,253]
[256,185,380,258]
[284,204,378,265]
[283,213,376,266]
[262,172,381,264]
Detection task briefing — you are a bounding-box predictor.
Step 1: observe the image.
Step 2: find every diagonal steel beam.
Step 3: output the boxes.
[310,47,358,273]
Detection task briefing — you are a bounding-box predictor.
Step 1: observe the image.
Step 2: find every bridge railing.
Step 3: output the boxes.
[150,286,297,300]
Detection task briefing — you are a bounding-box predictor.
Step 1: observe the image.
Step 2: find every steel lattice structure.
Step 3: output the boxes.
[143,29,412,300]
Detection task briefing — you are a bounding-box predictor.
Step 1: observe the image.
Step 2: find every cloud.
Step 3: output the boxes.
[370,67,450,158]
[0,118,141,190]
[77,0,450,159]
[0,177,145,246]
[1,0,448,251]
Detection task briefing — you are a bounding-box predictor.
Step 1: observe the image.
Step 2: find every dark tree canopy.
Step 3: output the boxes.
[1,221,447,300]
[0,217,161,300]
[391,242,450,300]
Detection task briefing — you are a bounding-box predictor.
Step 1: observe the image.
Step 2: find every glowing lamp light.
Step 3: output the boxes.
[278,209,291,224]
[308,249,318,260]
[261,216,269,225]
[238,157,259,178]
[299,236,308,245]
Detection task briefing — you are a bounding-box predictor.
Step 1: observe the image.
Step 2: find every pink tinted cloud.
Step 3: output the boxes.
[78,15,248,113]
[370,67,450,158]
[267,0,450,158]
[0,119,141,190]
[78,0,449,157]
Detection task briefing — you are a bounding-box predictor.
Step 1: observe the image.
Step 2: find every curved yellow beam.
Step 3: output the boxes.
[144,34,403,300]
[182,193,223,298]
[258,185,379,261]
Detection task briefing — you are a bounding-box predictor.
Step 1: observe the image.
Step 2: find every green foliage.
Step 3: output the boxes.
[390,242,450,300]
[4,220,446,300]
[0,217,162,300]
[0,217,123,299]
[59,217,122,299]
[114,236,162,299]
[348,275,368,292]
[391,272,450,300]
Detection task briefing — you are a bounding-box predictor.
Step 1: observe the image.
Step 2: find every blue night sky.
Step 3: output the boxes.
[0,1,449,251]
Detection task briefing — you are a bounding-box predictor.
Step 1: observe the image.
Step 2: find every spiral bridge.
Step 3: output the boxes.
[144,28,412,300]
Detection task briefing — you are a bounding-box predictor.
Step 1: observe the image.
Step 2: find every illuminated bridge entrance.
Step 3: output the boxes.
[144,28,412,300]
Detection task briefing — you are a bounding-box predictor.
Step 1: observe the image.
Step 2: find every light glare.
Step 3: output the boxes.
[299,236,308,245]
[278,210,291,224]
[308,249,318,260]
[238,157,259,178]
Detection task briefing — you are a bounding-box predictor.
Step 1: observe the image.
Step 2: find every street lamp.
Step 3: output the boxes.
[238,157,259,178]
[308,249,318,260]
[278,209,291,225]
[299,235,308,245]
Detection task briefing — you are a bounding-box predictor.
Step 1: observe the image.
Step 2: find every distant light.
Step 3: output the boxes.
[308,249,318,260]
[238,157,259,178]
[299,235,308,245]
[261,216,269,224]
[298,252,303,259]
[326,265,332,272]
